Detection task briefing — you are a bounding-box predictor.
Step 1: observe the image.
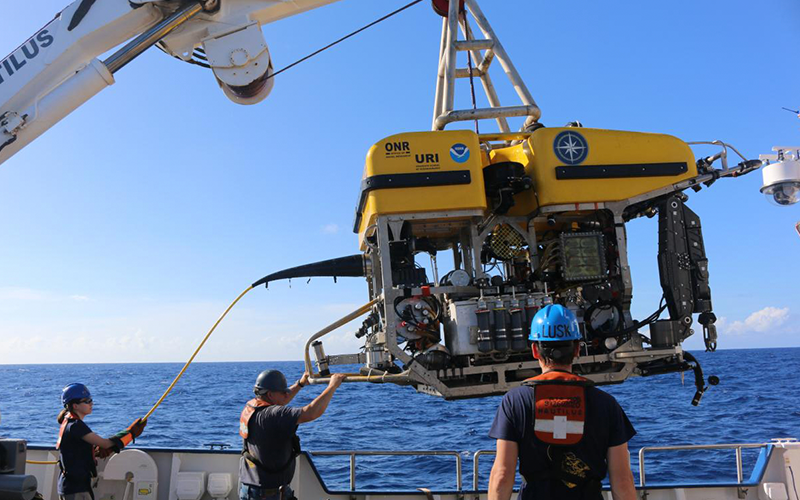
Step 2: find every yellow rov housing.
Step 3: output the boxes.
[354,130,487,248]
[514,127,698,211]
[355,127,699,242]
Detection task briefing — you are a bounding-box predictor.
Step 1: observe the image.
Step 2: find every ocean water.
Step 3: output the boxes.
[1,348,799,491]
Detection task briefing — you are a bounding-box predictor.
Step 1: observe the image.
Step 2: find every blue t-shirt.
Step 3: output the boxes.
[58,418,95,495]
[239,404,303,489]
[489,384,636,500]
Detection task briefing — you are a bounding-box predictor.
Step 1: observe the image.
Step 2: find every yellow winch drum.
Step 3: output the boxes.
[354,130,488,241]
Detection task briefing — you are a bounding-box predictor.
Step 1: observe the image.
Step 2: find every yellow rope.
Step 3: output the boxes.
[142,285,254,421]
[26,285,255,466]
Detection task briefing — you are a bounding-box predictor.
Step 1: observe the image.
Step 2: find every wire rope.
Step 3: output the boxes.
[268,0,423,81]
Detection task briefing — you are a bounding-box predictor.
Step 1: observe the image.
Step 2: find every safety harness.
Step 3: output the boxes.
[522,371,603,499]
[239,398,301,478]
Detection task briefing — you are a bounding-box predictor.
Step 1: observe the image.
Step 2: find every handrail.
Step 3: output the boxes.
[478,444,770,492]
[473,449,495,490]
[638,443,766,488]
[309,450,462,491]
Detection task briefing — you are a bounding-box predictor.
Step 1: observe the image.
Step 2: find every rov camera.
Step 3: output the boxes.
[759,147,800,206]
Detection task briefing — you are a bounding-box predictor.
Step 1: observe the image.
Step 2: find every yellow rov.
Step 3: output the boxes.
[107,0,757,402]
[246,2,760,401]
[305,123,743,400]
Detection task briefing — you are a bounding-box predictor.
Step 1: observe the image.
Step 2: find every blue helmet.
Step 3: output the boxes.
[61,383,91,407]
[529,304,581,342]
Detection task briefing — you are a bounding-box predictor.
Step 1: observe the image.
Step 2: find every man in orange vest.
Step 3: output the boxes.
[488,304,637,500]
[239,369,346,500]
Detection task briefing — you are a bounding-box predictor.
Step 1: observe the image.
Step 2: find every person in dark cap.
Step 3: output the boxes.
[238,369,346,500]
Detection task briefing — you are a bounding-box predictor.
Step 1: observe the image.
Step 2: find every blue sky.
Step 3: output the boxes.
[0,0,798,364]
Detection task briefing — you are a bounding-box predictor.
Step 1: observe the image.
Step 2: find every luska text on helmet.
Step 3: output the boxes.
[0,28,54,86]
[537,324,575,339]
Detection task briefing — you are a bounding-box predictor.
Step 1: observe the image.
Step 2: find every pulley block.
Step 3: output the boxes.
[431,0,465,17]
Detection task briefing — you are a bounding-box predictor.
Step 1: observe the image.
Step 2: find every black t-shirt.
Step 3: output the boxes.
[58,418,95,495]
[489,384,636,500]
[239,404,303,489]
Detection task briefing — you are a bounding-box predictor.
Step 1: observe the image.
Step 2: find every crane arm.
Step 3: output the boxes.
[0,0,166,163]
[0,0,341,166]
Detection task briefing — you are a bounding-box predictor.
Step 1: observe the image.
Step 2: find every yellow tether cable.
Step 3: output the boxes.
[142,285,254,421]
[27,285,255,465]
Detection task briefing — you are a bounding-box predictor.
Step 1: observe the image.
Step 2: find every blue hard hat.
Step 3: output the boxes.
[529,304,581,342]
[61,383,91,407]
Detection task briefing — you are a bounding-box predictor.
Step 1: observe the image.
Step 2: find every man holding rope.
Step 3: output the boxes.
[238,370,346,500]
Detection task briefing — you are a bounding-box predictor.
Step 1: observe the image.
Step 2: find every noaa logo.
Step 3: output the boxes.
[450,143,470,163]
[553,131,588,165]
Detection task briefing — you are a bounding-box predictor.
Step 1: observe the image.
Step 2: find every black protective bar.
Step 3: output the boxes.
[352,170,472,232]
[555,162,688,180]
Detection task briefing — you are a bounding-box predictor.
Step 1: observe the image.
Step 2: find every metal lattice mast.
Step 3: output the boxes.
[432,0,541,132]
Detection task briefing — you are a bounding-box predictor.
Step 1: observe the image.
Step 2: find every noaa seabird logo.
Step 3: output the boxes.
[553,131,588,165]
[450,143,470,163]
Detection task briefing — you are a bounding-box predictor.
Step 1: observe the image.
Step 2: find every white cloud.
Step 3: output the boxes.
[717,306,790,336]
[320,223,339,234]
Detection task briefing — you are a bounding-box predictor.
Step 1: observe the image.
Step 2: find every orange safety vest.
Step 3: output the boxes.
[55,412,73,449]
[239,398,272,439]
[524,371,592,446]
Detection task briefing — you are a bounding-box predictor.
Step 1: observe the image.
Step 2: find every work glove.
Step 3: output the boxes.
[128,418,147,439]
[108,418,147,452]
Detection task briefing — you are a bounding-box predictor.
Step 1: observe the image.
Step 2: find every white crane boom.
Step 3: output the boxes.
[0,0,340,166]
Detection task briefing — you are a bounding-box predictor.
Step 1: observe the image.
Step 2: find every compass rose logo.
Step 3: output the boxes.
[553,131,589,165]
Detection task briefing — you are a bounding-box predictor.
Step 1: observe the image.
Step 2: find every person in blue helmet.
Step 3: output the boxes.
[487,304,637,500]
[56,383,146,500]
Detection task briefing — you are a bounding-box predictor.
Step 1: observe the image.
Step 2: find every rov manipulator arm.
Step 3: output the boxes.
[656,194,717,351]
[656,194,720,404]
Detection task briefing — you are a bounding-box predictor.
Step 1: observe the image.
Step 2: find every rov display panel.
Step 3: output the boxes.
[560,232,606,282]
